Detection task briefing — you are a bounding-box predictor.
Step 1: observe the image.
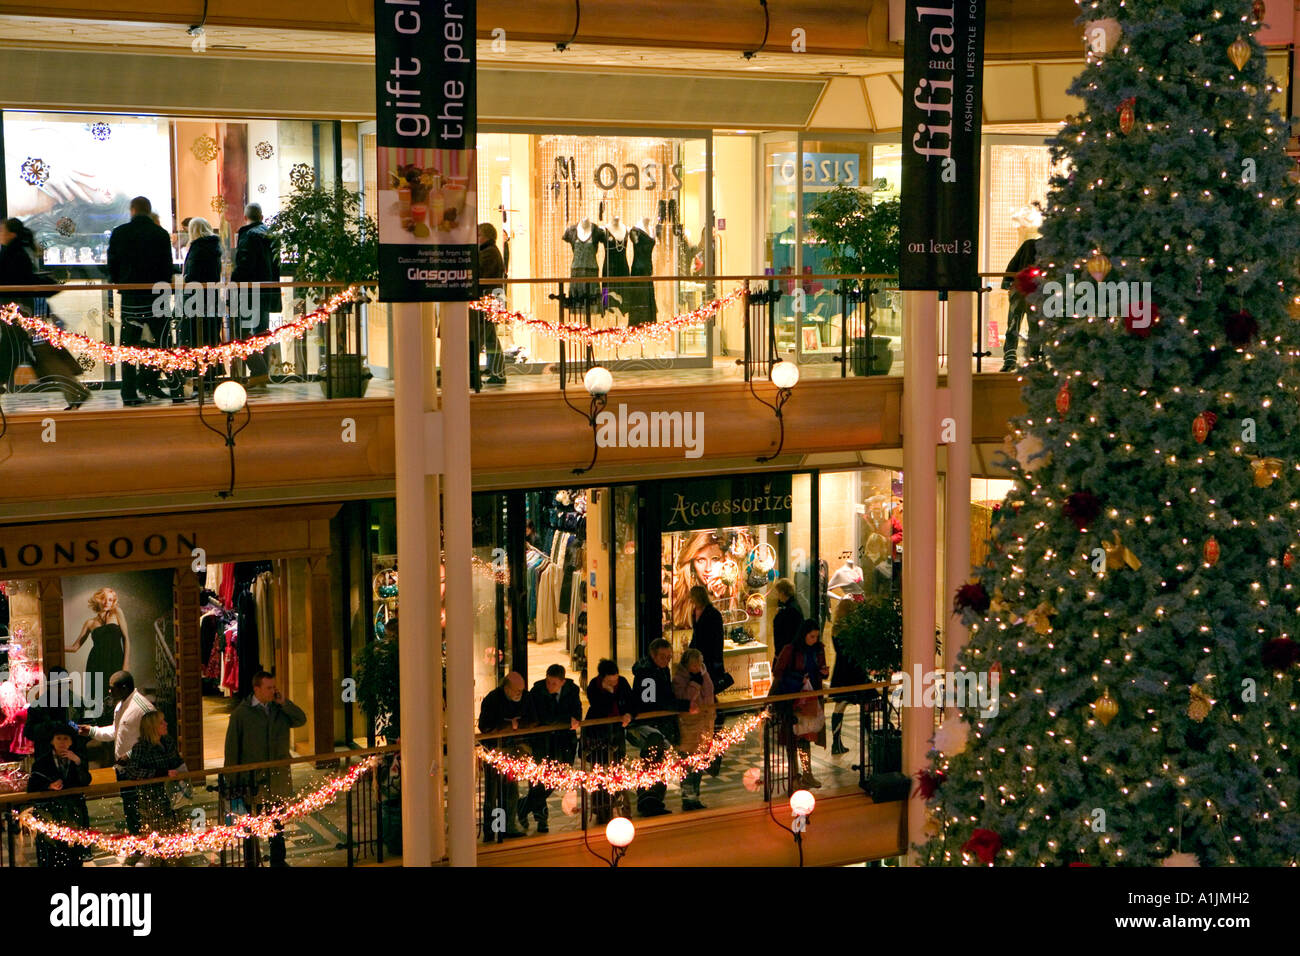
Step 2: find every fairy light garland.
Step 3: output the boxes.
[469,287,747,346]
[475,711,766,793]
[0,287,363,373]
[16,757,378,860]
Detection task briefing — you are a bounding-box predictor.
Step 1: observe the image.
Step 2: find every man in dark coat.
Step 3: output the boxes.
[478,671,536,841]
[630,638,686,816]
[230,203,283,392]
[521,664,581,833]
[107,196,175,405]
[1000,236,1039,371]
[27,728,92,867]
[771,579,805,661]
[223,670,306,866]
[474,222,507,387]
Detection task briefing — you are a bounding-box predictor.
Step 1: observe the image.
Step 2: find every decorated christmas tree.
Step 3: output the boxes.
[922,0,1300,866]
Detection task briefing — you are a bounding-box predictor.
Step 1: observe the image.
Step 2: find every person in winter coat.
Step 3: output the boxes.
[223,671,307,866]
[672,648,717,811]
[107,197,175,405]
[475,222,506,386]
[1000,236,1039,371]
[771,620,829,789]
[27,728,91,867]
[478,671,536,841]
[584,659,634,824]
[829,595,870,756]
[771,578,804,661]
[121,711,184,845]
[630,638,686,816]
[522,664,581,833]
[180,216,225,395]
[230,203,282,392]
[0,217,90,409]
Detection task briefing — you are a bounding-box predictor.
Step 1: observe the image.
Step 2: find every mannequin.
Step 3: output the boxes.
[562,214,605,303]
[626,217,657,326]
[601,215,631,317]
[826,557,863,595]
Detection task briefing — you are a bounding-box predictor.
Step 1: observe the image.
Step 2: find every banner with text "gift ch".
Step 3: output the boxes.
[374,0,478,302]
[899,0,986,292]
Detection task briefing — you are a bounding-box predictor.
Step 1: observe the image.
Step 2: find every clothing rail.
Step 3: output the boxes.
[474,679,893,743]
[0,743,400,807]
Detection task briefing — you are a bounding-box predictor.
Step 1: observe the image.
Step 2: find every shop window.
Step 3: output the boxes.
[1,580,42,765]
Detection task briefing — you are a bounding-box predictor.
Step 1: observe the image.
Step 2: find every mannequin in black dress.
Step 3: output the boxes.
[626,218,658,327]
[601,216,631,317]
[562,217,605,306]
[67,587,127,720]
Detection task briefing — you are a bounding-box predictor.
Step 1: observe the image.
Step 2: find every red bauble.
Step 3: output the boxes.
[962,828,1003,864]
[1203,537,1220,566]
[1118,97,1136,134]
[1014,267,1042,296]
[1285,551,1294,570]
[1192,411,1217,444]
[914,769,946,799]
[1225,309,1259,346]
[1124,301,1158,338]
[1056,382,1071,415]
[954,582,991,614]
[1063,491,1103,531]
[1262,637,1300,670]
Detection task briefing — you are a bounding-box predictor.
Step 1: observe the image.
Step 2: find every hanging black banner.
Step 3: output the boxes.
[374,0,478,302]
[899,0,986,292]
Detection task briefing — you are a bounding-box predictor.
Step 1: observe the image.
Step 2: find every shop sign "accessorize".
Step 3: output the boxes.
[661,474,794,531]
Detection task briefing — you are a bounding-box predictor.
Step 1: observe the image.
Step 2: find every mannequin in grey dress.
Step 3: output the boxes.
[562,218,605,305]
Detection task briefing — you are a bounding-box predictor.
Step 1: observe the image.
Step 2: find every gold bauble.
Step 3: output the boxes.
[1085,253,1111,282]
[1228,36,1251,71]
[1188,684,1213,723]
[1092,688,1119,726]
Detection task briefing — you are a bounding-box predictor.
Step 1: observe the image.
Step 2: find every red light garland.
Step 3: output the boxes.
[475,711,766,793]
[16,756,378,860]
[0,287,363,373]
[469,287,747,346]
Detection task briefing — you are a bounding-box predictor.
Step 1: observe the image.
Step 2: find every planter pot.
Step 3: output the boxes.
[320,355,371,399]
[851,336,894,376]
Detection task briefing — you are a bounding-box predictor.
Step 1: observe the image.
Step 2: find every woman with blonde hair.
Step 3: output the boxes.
[670,530,726,630]
[67,587,128,697]
[672,647,716,811]
[122,710,185,846]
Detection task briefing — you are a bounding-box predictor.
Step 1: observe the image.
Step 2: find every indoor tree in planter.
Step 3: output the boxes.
[353,619,402,854]
[805,181,901,375]
[265,183,379,398]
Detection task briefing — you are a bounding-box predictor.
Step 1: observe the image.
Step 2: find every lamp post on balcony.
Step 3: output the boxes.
[769,784,815,867]
[750,358,799,462]
[199,379,251,498]
[604,815,635,867]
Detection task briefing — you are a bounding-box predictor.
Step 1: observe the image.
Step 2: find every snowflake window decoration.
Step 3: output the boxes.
[87,122,112,142]
[20,157,49,187]
[257,184,268,194]
[190,135,219,164]
[289,162,315,190]
[210,195,227,214]
[76,352,97,372]
[255,141,275,160]
[55,217,77,237]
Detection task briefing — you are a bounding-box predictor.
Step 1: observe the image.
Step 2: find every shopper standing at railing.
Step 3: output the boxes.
[107,197,174,406]
[672,648,716,811]
[231,203,282,396]
[78,669,154,864]
[121,711,184,863]
[478,671,536,841]
[771,578,804,661]
[584,659,634,825]
[27,727,91,867]
[631,638,684,817]
[522,664,581,834]
[223,671,306,867]
[475,222,507,387]
[179,216,224,399]
[771,621,828,790]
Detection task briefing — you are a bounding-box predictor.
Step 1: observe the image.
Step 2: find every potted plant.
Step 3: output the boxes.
[266,183,379,398]
[833,593,907,799]
[354,621,402,855]
[805,182,900,376]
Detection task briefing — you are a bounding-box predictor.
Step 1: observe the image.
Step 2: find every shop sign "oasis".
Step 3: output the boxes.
[0,532,198,571]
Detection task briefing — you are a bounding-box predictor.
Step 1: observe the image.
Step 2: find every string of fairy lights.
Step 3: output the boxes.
[469,287,746,346]
[17,758,378,860]
[476,711,767,792]
[923,2,1300,866]
[0,288,362,372]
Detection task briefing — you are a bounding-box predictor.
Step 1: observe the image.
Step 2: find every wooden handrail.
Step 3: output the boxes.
[0,743,399,808]
[474,679,892,743]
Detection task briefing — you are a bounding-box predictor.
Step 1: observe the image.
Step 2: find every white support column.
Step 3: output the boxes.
[901,291,938,865]
[945,292,973,675]
[441,300,476,867]
[394,301,444,866]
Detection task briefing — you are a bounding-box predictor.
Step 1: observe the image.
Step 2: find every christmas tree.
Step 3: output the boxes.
[922,0,1300,866]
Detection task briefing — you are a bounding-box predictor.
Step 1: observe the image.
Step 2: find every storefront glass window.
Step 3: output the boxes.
[1,580,43,764]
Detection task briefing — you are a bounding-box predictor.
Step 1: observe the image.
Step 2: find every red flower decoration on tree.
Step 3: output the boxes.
[1123,301,1158,338]
[1224,309,1258,346]
[914,769,946,799]
[1063,491,1102,531]
[962,828,1002,864]
[954,582,991,614]
[1262,637,1300,670]
[1014,267,1042,295]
